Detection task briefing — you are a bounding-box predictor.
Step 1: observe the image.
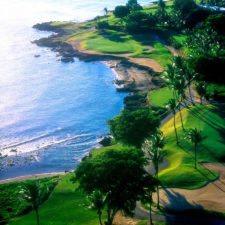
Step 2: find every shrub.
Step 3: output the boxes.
[114,5,130,18]
[205,14,225,35]
[185,8,212,28]
[125,11,156,33]
[126,0,143,11]
[95,21,110,30]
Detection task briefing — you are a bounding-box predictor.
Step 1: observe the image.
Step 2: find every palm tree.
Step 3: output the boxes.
[195,81,207,104]
[142,179,157,225]
[163,64,177,97]
[156,0,168,25]
[88,190,105,225]
[174,76,186,130]
[142,131,165,208]
[166,99,179,143]
[20,181,43,225]
[185,128,204,169]
[104,7,108,19]
[183,66,197,105]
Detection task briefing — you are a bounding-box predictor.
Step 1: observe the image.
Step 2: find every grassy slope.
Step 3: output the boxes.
[10,174,102,225]
[50,3,179,68]
[159,104,225,189]
[83,30,146,55]
[148,87,174,107]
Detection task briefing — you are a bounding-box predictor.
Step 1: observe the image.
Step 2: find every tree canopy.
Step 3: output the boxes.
[76,147,154,225]
[114,5,130,18]
[126,0,143,11]
[173,0,196,18]
[125,11,156,33]
[108,108,160,147]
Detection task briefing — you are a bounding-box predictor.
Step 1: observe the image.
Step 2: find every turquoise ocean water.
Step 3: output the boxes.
[0,0,150,179]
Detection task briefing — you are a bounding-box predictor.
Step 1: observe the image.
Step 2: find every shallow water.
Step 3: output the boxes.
[0,0,150,179]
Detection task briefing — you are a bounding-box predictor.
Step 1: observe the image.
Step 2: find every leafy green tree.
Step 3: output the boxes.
[173,0,196,18]
[163,58,186,129]
[76,147,155,225]
[166,99,178,143]
[142,130,165,209]
[185,128,205,169]
[20,181,43,225]
[126,0,143,11]
[114,5,130,18]
[155,0,169,25]
[186,27,224,58]
[163,64,177,95]
[108,108,160,147]
[205,14,225,35]
[125,11,156,33]
[0,196,10,225]
[88,190,105,225]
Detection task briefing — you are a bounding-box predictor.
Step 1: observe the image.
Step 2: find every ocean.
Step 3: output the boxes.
[0,0,150,179]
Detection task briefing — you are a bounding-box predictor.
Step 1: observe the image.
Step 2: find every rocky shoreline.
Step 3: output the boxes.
[33,22,164,92]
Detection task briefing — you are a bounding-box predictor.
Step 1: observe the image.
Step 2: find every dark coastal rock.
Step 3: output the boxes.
[61,57,74,63]
[33,22,67,35]
[115,80,136,92]
[98,135,112,147]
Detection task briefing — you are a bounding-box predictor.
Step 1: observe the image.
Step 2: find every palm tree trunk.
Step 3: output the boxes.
[98,212,103,225]
[106,208,116,225]
[188,84,194,105]
[173,90,178,102]
[194,143,197,169]
[149,202,153,225]
[182,96,188,108]
[178,104,185,130]
[173,111,178,143]
[35,209,40,225]
[156,166,160,209]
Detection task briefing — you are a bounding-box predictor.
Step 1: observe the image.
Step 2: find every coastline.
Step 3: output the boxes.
[33,22,164,93]
[0,172,66,184]
[0,19,164,183]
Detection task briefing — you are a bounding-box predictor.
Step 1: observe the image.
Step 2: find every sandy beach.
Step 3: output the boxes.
[0,172,66,184]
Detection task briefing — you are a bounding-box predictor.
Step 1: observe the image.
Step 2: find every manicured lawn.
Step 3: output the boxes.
[83,31,145,55]
[83,30,172,66]
[148,87,174,107]
[10,174,102,225]
[159,104,225,189]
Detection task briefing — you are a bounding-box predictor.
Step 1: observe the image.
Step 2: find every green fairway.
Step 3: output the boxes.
[10,174,102,225]
[140,42,172,67]
[159,104,225,189]
[83,31,145,55]
[148,87,174,107]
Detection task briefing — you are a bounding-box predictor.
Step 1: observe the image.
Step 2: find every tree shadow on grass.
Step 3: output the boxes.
[189,106,225,141]
[198,163,225,191]
[162,189,225,225]
[98,30,128,43]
